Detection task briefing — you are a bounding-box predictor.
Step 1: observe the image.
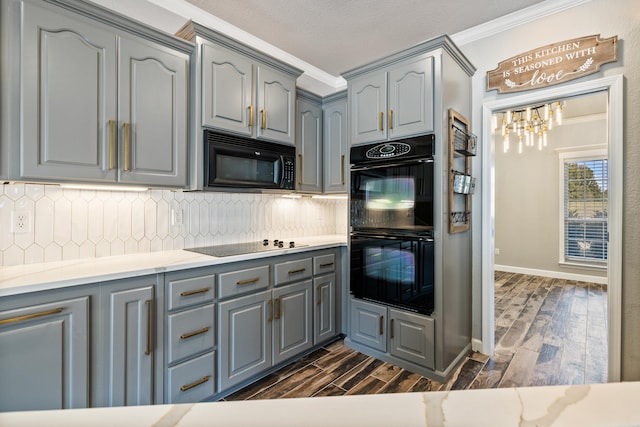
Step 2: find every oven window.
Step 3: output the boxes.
[351,162,433,231]
[215,154,279,185]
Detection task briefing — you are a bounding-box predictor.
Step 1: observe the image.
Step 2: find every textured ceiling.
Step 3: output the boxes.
[185,0,547,76]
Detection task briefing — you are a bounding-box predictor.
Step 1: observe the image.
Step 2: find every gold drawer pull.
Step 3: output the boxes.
[145,300,152,356]
[288,268,306,275]
[389,109,393,130]
[180,375,210,392]
[180,326,210,340]
[108,120,116,170]
[123,122,131,171]
[274,297,281,320]
[379,315,384,335]
[0,307,64,325]
[379,112,384,131]
[237,277,260,286]
[390,318,395,339]
[316,287,321,305]
[341,155,345,185]
[319,262,334,268]
[260,109,266,129]
[180,287,210,297]
[248,105,254,127]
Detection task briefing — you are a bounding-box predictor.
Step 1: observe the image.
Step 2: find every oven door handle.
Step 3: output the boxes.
[351,233,434,242]
[350,158,433,172]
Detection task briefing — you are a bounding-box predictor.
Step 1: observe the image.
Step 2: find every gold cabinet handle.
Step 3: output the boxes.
[0,307,64,325]
[180,375,210,392]
[389,109,393,130]
[267,299,273,322]
[298,154,303,185]
[237,277,260,286]
[248,105,254,127]
[123,122,131,171]
[390,318,394,339]
[274,297,281,320]
[288,268,306,275]
[319,262,334,268]
[145,300,152,356]
[379,112,384,131]
[108,120,116,170]
[260,109,266,129]
[316,287,321,306]
[180,326,210,340]
[180,287,211,297]
[341,155,345,185]
[379,315,384,335]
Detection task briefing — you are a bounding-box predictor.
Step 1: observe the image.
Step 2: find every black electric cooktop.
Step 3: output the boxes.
[185,239,307,257]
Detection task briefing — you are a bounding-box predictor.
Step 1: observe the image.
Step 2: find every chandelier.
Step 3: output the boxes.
[494,101,565,154]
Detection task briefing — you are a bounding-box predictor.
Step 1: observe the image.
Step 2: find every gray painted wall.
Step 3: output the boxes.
[463,0,640,380]
[495,112,607,279]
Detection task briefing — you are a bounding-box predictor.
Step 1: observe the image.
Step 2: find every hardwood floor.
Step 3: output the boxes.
[225,272,607,401]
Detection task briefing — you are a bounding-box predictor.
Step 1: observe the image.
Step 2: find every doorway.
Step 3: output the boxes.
[479,75,623,382]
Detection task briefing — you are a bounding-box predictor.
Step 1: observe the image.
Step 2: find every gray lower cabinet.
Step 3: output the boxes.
[164,268,216,403]
[313,273,336,344]
[0,288,92,411]
[272,280,313,365]
[99,277,156,406]
[218,289,273,390]
[2,0,190,187]
[350,299,434,369]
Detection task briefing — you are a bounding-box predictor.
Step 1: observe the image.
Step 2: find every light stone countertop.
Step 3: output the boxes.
[0,235,347,297]
[1,382,639,426]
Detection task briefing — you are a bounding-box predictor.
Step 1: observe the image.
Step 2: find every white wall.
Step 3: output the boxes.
[461,0,640,380]
[0,183,347,267]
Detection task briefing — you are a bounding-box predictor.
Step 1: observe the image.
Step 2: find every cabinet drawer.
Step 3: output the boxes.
[274,258,312,286]
[167,272,215,311]
[313,253,336,275]
[167,304,215,364]
[218,265,270,299]
[167,352,215,404]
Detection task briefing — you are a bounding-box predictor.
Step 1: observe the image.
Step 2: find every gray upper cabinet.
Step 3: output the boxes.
[347,56,434,145]
[194,31,298,146]
[1,0,192,188]
[322,92,348,193]
[0,288,92,412]
[201,43,253,136]
[117,36,189,187]
[296,93,323,193]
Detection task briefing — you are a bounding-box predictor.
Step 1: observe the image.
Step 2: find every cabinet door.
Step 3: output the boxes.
[313,274,336,344]
[0,297,89,411]
[256,65,296,145]
[118,36,189,187]
[20,1,117,182]
[296,98,322,193]
[272,281,313,365]
[218,290,272,390]
[103,280,155,406]
[323,98,348,193]
[387,57,434,139]
[201,43,253,136]
[388,309,435,369]
[349,72,387,145]
[350,298,386,352]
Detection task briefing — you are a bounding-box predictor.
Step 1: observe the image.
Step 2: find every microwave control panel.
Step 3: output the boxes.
[283,157,295,189]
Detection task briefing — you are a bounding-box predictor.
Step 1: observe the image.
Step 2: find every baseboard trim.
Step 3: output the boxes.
[494,264,607,284]
[471,338,484,353]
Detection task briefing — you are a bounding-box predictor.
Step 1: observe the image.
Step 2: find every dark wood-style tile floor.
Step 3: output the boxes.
[225,272,608,401]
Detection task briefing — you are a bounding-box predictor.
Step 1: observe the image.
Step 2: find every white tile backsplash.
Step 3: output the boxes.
[0,183,347,267]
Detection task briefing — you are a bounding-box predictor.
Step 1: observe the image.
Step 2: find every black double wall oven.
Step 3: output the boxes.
[350,135,435,316]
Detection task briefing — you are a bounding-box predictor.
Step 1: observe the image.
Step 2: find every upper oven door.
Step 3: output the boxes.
[350,160,433,232]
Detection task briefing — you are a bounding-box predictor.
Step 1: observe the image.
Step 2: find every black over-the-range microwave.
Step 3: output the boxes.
[204,130,296,191]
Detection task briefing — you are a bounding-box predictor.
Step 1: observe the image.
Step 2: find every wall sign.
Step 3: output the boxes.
[486,34,618,94]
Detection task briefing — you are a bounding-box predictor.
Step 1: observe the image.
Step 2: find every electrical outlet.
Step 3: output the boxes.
[11,210,32,233]
[494,247,500,255]
[171,208,183,226]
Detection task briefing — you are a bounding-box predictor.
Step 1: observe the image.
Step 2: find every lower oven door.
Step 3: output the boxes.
[350,233,434,315]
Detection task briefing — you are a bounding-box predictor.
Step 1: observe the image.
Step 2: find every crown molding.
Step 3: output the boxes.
[451,0,594,46]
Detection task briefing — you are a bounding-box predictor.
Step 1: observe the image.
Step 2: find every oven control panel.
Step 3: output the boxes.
[365,142,411,159]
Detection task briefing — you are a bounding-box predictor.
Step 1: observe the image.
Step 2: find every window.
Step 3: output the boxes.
[560,150,608,266]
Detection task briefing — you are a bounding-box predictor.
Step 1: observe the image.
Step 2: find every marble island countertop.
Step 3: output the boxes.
[0,235,347,297]
[1,381,639,426]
